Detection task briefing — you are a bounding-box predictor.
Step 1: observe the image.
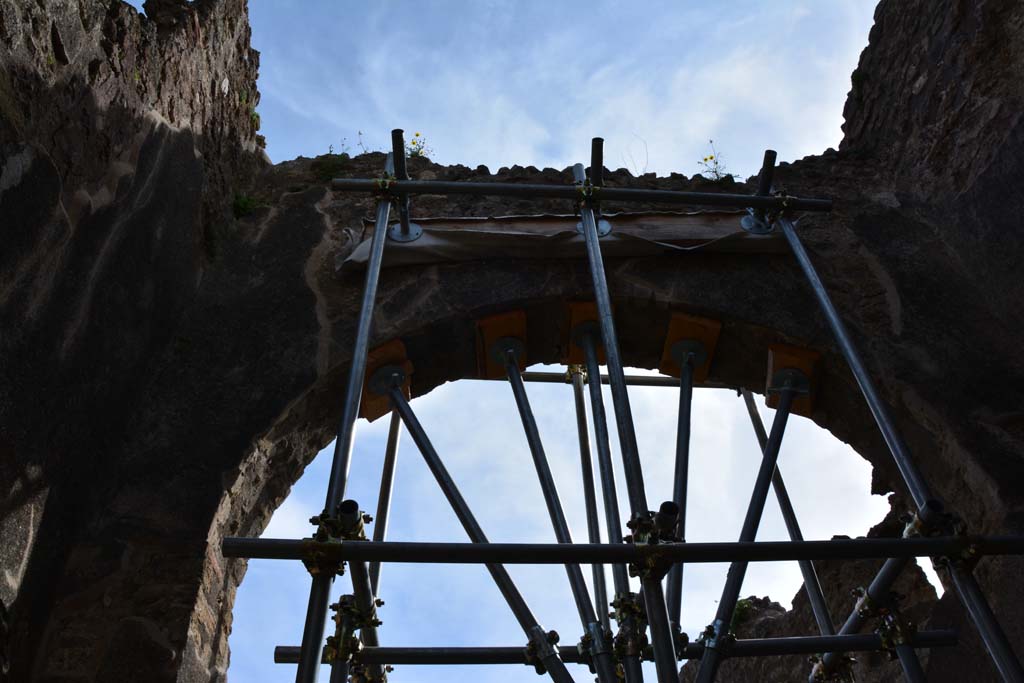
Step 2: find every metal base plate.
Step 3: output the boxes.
[490,337,527,368]
[670,339,708,369]
[767,368,811,395]
[570,320,603,350]
[367,364,408,396]
[388,222,424,242]
[576,219,613,237]
[740,212,773,235]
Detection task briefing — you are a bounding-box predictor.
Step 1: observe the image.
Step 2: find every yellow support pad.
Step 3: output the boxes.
[658,312,722,385]
[766,343,820,417]
[563,301,605,365]
[475,310,528,379]
[360,339,413,421]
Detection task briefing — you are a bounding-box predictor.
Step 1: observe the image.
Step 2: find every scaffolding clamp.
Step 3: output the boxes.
[350,664,390,683]
[699,618,736,655]
[524,626,561,676]
[611,592,649,659]
[851,585,877,620]
[808,653,856,682]
[875,603,918,662]
[372,174,397,197]
[900,506,978,571]
[310,500,371,543]
[324,595,362,664]
[626,502,680,579]
[578,622,612,674]
[304,500,372,576]
[674,626,690,660]
[566,363,587,383]
[299,538,343,577]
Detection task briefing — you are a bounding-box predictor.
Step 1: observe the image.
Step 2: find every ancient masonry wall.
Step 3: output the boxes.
[1,0,1023,681]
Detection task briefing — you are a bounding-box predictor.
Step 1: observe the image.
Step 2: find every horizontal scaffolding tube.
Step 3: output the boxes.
[331,178,832,212]
[223,535,1024,565]
[274,630,957,664]
[513,371,734,390]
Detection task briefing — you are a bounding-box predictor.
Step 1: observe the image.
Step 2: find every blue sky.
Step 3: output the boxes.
[249,1,876,177]
[232,376,894,683]
[127,1,931,681]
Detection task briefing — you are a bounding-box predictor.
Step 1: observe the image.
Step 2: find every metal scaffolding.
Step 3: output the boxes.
[221,131,1024,683]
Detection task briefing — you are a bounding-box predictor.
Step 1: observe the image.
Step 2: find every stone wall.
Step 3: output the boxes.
[1,0,262,679]
[1,0,1023,681]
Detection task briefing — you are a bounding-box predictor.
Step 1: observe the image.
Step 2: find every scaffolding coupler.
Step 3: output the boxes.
[611,592,649,662]
[525,627,562,676]
[577,622,613,675]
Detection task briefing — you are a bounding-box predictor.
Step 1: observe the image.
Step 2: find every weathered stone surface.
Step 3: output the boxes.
[680,500,940,682]
[1,0,1023,681]
[1,0,262,680]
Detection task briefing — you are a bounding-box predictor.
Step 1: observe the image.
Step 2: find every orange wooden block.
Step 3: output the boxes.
[475,311,528,379]
[658,313,722,385]
[765,343,820,417]
[360,339,413,421]
[563,301,606,365]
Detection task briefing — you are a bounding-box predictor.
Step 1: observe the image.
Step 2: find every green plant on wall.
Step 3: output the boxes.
[232,193,262,218]
[310,153,348,182]
[730,597,754,632]
[697,139,732,181]
[406,131,433,158]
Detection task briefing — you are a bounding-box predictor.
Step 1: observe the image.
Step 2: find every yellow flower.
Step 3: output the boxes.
[414,132,421,137]
[708,155,714,160]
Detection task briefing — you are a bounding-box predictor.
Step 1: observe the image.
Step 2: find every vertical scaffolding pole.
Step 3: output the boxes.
[295,152,395,683]
[385,382,576,683]
[579,334,630,598]
[502,346,617,683]
[348,536,385,682]
[894,640,928,683]
[741,390,834,636]
[696,383,798,683]
[575,139,677,683]
[573,165,648,515]
[580,333,645,683]
[665,352,694,631]
[779,216,1024,682]
[369,410,402,596]
[570,366,610,633]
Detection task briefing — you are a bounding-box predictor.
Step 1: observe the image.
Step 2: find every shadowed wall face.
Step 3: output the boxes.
[1,0,1024,681]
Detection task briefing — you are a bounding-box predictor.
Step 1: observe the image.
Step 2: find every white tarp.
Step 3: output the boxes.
[342,211,783,271]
